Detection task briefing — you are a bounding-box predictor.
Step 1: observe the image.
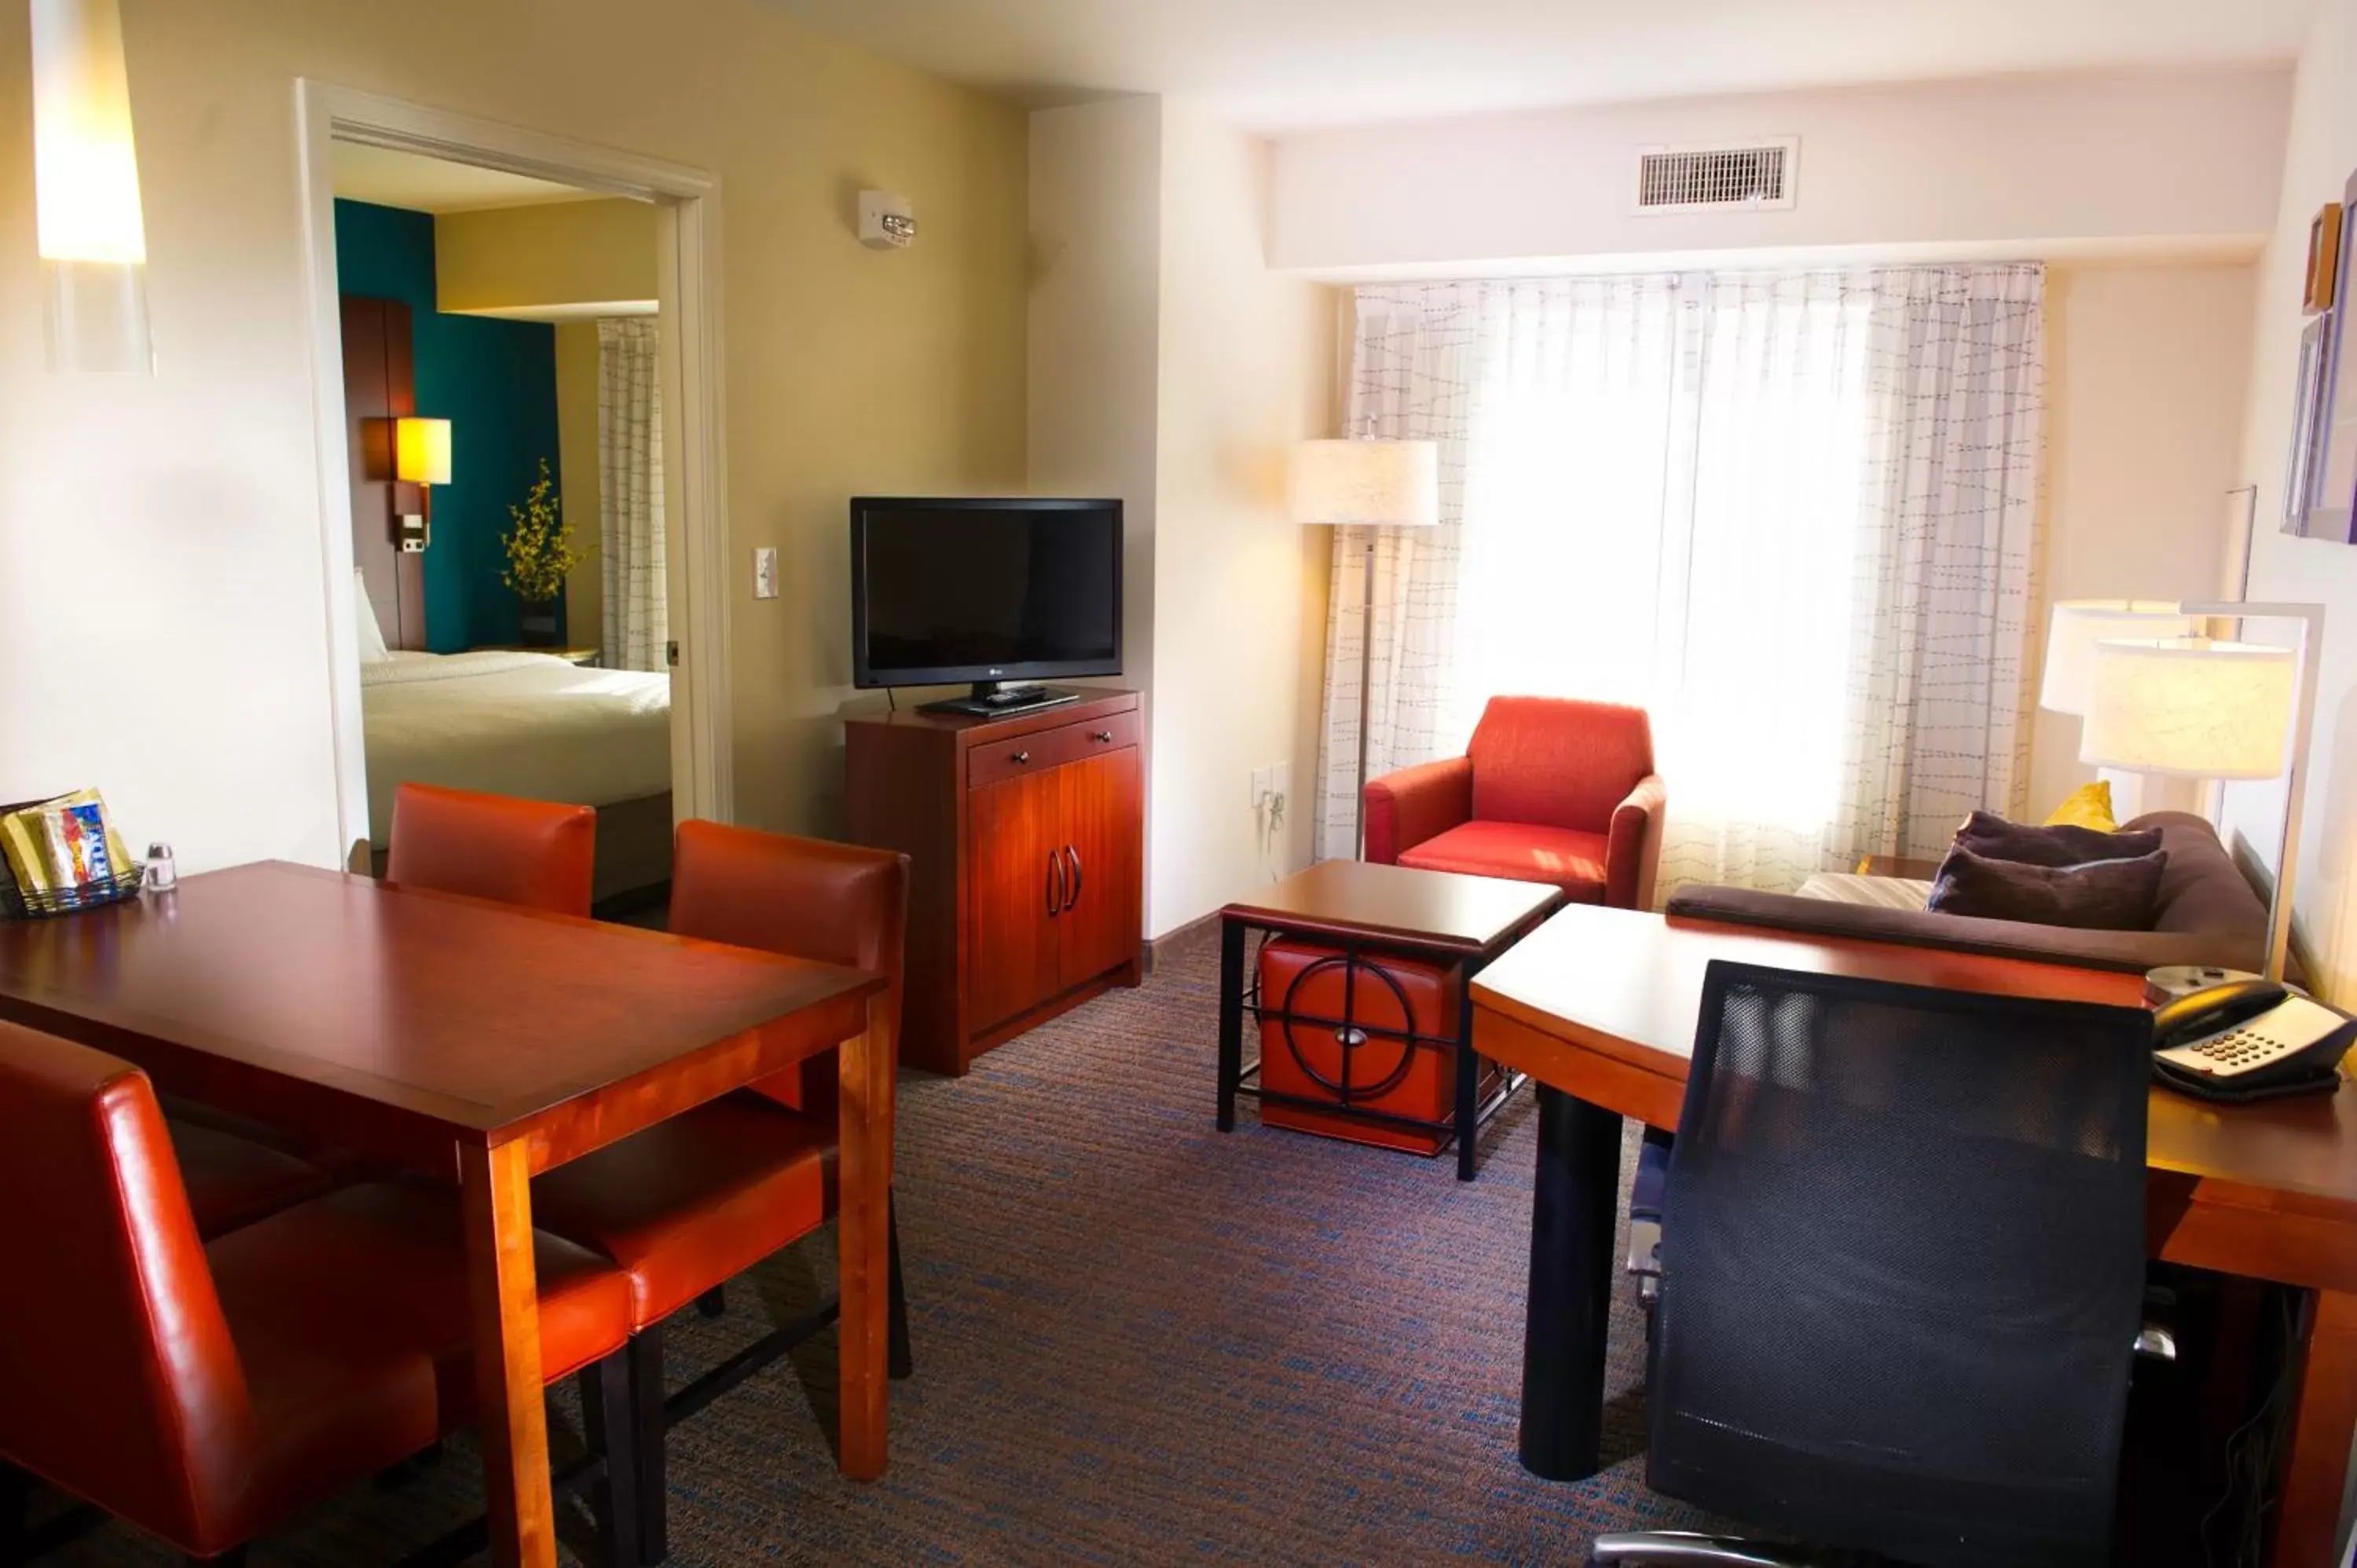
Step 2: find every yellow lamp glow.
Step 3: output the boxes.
[395,418,453,486]
[31,0,152,373]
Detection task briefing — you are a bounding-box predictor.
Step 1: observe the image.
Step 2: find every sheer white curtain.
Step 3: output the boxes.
[598,317,668,673]
[1314,267,2044,895]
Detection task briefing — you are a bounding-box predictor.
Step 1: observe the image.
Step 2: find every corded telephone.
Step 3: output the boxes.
[2151,979,2355,1104]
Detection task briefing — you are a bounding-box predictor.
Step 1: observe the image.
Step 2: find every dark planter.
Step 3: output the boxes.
[518,602,560,647]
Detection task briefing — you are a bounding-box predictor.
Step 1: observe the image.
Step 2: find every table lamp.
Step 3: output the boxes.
[394,416,452,554]
[1292,438,1440,858]
[2038,600,2198,818]
[2078,603,2324,983]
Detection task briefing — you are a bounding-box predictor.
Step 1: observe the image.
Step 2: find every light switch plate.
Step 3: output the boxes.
[753,547,779,599]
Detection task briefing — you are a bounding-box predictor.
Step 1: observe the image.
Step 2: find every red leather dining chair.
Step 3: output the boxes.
[533,819,913,1566]
[0,1020,641,1566]
[386,782,597,918]
[1364,695,1666,909]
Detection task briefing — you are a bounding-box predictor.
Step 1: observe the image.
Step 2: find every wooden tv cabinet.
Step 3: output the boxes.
[846,689,1144,1075]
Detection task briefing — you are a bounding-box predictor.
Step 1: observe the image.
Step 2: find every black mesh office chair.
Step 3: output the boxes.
[1591,961,2155,1568]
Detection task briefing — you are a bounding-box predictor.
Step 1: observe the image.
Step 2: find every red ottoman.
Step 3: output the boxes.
[1256,938,1494,1156]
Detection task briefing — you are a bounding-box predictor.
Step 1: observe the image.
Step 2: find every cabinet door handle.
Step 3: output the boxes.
[1046,849,1062,917]
[1011,750,1031,764]
[1091,731,1113,743]
[1064,844,1083,911]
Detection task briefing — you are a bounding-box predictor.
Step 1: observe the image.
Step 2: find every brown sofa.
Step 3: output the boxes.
[1666,811,2278,976]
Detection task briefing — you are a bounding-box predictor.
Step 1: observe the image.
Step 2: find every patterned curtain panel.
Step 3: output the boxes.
[1314,266,2045,895]
[598,317,669,673]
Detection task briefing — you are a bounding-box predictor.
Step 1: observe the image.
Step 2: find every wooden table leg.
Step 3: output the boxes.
[2274,1286,2357,1568]
[838,990,896,1479]
[461,1138,555,1568]
[1519,1085,1624,1482]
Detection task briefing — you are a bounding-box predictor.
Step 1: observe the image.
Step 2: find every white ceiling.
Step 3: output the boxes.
[329,143,599,213]
[757,0,2313,131]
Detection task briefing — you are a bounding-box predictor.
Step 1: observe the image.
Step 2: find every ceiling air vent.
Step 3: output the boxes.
[1633,138,1798,215]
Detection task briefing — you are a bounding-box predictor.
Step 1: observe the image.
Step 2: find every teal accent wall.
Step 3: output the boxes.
[334,200,562,652]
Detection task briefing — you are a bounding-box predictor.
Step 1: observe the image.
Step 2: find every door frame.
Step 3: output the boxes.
[292,80,734,863]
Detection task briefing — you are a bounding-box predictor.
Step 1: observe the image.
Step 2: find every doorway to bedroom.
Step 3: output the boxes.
[324,139,678,912]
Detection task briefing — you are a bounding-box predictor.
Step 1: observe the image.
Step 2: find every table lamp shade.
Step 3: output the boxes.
[1292,439,1439,529]
[2080,638,2295,780]
[395,417,453,486]
[2040,600,2197,716]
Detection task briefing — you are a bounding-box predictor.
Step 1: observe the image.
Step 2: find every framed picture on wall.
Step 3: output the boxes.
[2300,173,2357,544]
[2307,203,2344,314]
[2286,315,2330,535]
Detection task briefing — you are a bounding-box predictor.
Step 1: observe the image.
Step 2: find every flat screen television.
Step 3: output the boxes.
[851,496,1123,715]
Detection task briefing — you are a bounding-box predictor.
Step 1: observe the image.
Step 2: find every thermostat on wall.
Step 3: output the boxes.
[859,191,916,250]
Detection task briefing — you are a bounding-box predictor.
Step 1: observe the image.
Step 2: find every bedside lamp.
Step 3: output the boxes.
[394,416,451,554]
[1293,438,1440,858]
[2077,603,2323,984]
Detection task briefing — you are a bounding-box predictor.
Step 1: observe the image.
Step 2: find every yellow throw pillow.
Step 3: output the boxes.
[2044,780,2118,833]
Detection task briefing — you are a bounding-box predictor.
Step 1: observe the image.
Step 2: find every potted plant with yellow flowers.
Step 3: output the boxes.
[500,457,583,647]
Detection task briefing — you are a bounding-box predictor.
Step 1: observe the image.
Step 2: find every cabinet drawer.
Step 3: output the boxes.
[967,709,1142,789]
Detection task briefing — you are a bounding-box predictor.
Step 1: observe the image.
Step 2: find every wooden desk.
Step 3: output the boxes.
[0,862,896,1568]
[1472,904,2357,1568]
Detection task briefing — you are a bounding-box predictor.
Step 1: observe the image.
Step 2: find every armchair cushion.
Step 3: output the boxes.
[1398,821,1610,903]
[1468,696,1655,833]
[1362,755,1472,865]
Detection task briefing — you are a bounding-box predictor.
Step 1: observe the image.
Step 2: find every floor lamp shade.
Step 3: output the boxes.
[1294,438,1440,859]
[2040,600,2197,715]
[2080,639,2295,780]
[1292,440,1440,529]
[31,0,152,374]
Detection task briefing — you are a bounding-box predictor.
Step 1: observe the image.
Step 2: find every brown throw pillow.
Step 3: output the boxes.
[1927,844,2168,930]
[1952,811,2164,869]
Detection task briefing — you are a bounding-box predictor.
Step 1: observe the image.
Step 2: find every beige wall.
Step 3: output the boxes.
[1149,103,1335,936]
[0,0,1028,869]
[2027,262,2258,819]
[435,198,660,316]
[2231,0,2357,1004]
[554,321,602,649]
[1028,98,1165,914]
[1270,68,2289,275]
[1028,99,1338,937]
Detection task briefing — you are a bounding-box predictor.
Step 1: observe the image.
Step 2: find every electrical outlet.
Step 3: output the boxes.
[1250,766,1272,809]
[1271,760,1290,807]
[753,547,779,600]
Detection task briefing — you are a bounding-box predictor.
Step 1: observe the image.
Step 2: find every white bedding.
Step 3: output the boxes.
[361,650,672,843]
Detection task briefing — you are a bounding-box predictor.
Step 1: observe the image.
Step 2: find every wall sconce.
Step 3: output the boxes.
[394,416,451,553]
[31,0,152,374]
[859,190,916,249]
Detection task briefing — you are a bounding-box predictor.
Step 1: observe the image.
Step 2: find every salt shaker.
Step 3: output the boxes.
[144,841,178,894]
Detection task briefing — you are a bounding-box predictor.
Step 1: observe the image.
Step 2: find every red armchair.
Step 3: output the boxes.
[1364,696,1666,909]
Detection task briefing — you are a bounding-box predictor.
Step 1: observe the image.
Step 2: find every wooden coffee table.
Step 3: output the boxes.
[1216,861,1563,1179]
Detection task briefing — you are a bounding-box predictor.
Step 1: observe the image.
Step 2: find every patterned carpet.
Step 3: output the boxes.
[46,926,1702,1566]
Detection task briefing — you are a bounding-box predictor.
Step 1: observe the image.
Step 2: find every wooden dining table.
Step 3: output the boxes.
[0,860,898,1568]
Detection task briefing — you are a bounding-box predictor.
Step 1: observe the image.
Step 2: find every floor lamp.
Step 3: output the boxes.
[2044,599,2325,984]
[1292,438,1440,858]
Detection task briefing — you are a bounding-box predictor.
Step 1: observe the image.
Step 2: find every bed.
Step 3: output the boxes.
[361,650,674,903]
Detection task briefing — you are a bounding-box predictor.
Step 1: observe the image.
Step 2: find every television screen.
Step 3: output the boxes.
[852,498,1123,687]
